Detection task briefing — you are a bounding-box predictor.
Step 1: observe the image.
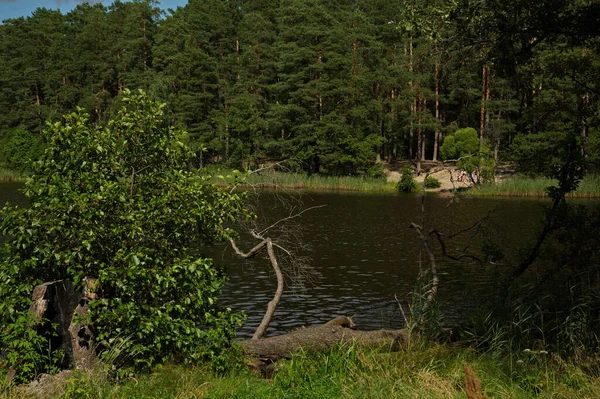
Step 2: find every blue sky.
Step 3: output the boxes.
[0,0,189,21]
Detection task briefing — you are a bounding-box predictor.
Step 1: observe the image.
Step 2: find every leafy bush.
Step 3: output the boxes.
[0,90,246,380]
[440,127,495,183]
[424,176,441,189]
[397,166,417,193]
[0,314,63,383]
[366,163,386,179]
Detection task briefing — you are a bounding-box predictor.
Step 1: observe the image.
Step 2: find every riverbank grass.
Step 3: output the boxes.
[0,168,24,182]
[214,169,397,193]
[5,342,600,398]
[471,175,600,198]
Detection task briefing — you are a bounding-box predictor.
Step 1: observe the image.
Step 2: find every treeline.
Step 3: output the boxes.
[0,0,598,176]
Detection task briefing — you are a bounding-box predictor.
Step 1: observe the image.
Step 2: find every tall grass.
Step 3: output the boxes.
[472,175,600,198]
[0,168,25,183]
[214,169,397,193]
[5,340,600,398]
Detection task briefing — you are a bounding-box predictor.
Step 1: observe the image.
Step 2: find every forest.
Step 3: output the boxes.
[1,1,600,397]
[0,0,598,177]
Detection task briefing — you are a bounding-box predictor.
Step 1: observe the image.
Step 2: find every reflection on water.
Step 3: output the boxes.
[0,183,550,339]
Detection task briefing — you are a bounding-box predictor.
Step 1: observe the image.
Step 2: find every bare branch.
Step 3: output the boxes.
[257,205,327,237]
[229,238,267,259]
[248,160,290,175]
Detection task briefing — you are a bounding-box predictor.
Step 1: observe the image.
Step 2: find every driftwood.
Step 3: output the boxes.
[240,316,409,368]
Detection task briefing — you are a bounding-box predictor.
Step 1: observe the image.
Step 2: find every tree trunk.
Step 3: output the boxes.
[241,318,408,362]
[408,36,415,159]
[433,62,440,161]
[479,64,491,151]
[485,65,491,146]
[27,280,96,372]
[421,98,426,161]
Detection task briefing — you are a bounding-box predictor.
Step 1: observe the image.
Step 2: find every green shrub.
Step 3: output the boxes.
[397,166,417,193]
[440,127,495,184]
[0,90,246,380]
[423,175,441,189]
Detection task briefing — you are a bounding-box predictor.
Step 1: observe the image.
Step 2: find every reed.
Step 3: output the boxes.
[212,169,397,193]
[0,168,25,183]
[471,175,600,198]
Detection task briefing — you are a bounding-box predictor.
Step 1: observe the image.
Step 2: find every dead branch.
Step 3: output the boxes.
[425,210,502,264]
[255,204,327,238]
[230,237,284,340]
[410,222,439,308]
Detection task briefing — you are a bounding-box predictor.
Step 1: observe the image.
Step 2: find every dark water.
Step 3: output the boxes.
[205,191,549,338]
[0,183,551,338]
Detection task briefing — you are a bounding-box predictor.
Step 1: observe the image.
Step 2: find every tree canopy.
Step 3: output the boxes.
[0,0,596,176]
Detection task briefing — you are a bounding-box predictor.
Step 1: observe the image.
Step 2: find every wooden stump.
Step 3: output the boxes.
[28,280,96,371]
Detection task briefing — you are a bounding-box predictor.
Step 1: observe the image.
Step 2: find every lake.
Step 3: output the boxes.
[0,183,550,338]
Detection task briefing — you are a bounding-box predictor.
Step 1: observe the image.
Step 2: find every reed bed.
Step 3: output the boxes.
[0,168,25,183]
[471,175,600,198]
[218,170,397,193]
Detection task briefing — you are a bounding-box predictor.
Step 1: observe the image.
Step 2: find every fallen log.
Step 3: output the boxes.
[240,316,409,369]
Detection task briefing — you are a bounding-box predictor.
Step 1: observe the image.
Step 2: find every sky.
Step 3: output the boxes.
[0,0,189,21]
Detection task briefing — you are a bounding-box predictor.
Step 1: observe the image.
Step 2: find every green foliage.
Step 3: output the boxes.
[440,128,496,184]
[465,201,600,363]
[0,314,63,384]
[0,90,245,380]
[397,166,417,193]
[511,131,583,179]
[0,0,597,176]
[20,342,600,398]
[0,168,25,182]
[0,128,44,172]
[439,127,479,161]
[423,175,441,189]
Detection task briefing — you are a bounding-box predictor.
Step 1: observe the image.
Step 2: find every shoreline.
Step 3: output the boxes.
[3,169,599,198]
[229,170,600,198]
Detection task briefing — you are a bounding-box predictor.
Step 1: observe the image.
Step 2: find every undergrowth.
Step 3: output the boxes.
[4,339,599,398]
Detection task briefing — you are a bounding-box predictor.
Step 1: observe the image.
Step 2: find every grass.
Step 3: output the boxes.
[0,168,25,183]
[471,175,600,198]
[5,341,600,398]
[212,169,397,193]
[210,168,600,197]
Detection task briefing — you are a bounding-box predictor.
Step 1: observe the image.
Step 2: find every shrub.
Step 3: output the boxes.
[440,127,495,184]
[397,166,417,193]
[0,90,246,380]
[424,176,441,189]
